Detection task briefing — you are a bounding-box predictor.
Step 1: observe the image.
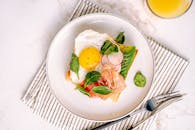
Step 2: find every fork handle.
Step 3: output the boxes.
[91,115,131,130]
[91,108,146,130]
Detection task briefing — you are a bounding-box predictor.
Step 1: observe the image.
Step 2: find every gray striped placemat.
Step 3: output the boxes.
[22,0,189,130]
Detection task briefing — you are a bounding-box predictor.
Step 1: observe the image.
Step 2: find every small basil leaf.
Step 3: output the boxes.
[113,45,119,52]
[100,40,111,54]
[76,85,90,96]
[115,32,125,44]
[100,40,118,55]
[70,53,79,78]
[92,86,112,95]
[84,71,101,87]
[134,71,146,87]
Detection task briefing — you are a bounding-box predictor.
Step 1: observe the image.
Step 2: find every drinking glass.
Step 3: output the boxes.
[146,0,193,18]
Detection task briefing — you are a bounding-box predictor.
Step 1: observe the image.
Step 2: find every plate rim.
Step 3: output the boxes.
[46,13,155,122]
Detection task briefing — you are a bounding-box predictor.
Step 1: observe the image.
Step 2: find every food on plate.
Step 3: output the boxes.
[120,46,137,79]
[70,53,79,78]
[115,32,125,44]
[134,71,146,87]
[66,29,138,102]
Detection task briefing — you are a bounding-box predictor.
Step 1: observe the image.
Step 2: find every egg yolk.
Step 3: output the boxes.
[79,47,101,70]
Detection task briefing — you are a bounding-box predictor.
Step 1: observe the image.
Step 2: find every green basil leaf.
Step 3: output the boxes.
[134,71,146,87]
[115,32,125,44]
[120,46,136,79]
[113,45,119,52]
[84,71,101,87]
[100,40,111,53]
[70,53,79,78]
[100,40,118,55]
[92,86,112,95]
[76,85,90,96]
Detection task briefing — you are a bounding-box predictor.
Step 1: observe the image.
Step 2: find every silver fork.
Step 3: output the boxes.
[128,95,183,130]
[91,91,184,130]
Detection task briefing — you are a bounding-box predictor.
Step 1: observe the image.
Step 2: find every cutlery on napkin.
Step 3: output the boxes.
[91,92,185,130]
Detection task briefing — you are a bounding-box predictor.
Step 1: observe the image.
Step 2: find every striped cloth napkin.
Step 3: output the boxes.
[22,0,189,130]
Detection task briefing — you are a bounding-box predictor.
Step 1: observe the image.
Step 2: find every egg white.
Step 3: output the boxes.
[74,29,108,56]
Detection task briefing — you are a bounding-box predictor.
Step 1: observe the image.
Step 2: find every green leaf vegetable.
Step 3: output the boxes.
[120,46,136,79]
[84,71,101,87]
[100,40,118,55]
[134,71,146,87]
[70,53,79,78]
[92,86,112,95]
[115,32,125,44]
[76,85,90,96]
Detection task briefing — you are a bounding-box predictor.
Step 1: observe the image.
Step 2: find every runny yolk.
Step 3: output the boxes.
[79,46,101,70]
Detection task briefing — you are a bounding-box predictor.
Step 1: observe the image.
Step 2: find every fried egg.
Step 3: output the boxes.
[70,30,108,83]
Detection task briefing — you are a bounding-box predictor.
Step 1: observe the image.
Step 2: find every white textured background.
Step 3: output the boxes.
[0,0,195,130]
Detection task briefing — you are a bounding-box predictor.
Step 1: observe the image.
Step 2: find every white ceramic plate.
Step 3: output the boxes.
[46,14,154,122]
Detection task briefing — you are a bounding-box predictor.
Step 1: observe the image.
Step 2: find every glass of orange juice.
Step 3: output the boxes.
[146,0,193,18]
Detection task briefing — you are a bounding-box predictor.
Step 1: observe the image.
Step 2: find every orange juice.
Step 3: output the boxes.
[147,0,192,18]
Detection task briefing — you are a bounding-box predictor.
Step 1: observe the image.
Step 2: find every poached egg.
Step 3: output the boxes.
[70,29,108,83]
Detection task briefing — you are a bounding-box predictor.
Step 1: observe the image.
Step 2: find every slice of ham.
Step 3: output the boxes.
[101,64,126,91]
[114,64,121,72]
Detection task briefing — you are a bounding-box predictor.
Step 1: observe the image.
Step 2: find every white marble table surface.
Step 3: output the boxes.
[0,0,195,130]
